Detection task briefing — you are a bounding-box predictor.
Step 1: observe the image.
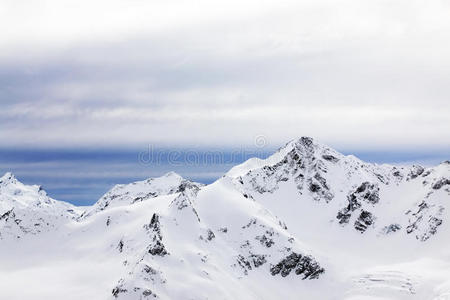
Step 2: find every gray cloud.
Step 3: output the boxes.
[0,0,449,150]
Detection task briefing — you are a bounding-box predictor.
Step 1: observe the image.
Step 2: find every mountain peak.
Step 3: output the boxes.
[161,171,183,180]
[1,138,450,299]
[293,136,315,146]
[289,137,316,151]
[82,172,201,218]
[287,136,329,153]
[0,172,18,185]
[227,137,332,178]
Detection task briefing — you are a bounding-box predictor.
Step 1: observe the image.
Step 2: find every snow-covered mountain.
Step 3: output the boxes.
[229,137,450,242]
[0,172,80,239]
[81,171,203,218]
[0,137,448,300]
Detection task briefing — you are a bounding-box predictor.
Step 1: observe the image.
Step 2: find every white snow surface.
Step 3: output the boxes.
[0,137,449,300]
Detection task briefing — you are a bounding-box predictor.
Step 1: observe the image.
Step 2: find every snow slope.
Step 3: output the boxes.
[0,172,80,239]
[0,137,448,300]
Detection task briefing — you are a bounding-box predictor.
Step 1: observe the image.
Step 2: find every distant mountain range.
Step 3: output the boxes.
[0,137,449,300]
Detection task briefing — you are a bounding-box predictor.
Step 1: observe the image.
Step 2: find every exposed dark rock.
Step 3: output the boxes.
[254,228,276,248]
[299,137,314,149]
[309,183,321,192]
[354,210,374,233]
[148,240,168,256]
[170,192,201,222]
[117,239,124,253]
[417,201,429,212]
[279,220,288,230]
[407,165,425,180]
[322,154,339,163]
[337,182,379,228]
[383,223,401,234]
[142,289,156,297]
[406,200,444,241]
[144,214,162,236]
[256,234,275,248]
[236,253,267,274]
[347,194,362,211]
[375,173,388,184]
[242,218,257,229]
[112,282,157,299]
[206,229,215,241]
[131,192,158,204]
[176,180,201,194]
[392,170,403,178]
[240,240,251,249]
[308,173,334,202]
[270,252,324,279]
[219,227,228,233]
[336,210,352,225]
[112,285,127,298]
[144,214,168,256]
[355,182,379,204]
[0,209,15,221]
[142,264,158,275]
[236,255,252,275]
[426,217,443,240]
[406,220,419,234]
[250,254,267,268]
[422,170,431,178]
[432,178,450,190]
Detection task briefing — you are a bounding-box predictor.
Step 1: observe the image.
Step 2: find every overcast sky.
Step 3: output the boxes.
[1,0,449,204]
[1,0,449,151]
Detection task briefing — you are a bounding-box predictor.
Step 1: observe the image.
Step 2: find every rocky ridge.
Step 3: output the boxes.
[0,137,449,300]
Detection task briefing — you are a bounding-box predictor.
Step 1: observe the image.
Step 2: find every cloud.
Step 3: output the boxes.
[0,0,449,150]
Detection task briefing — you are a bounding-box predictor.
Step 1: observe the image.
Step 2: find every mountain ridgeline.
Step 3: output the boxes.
[0,137,449,300]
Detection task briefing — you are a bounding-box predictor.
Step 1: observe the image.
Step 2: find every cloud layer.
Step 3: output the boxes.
[1,0,449,150]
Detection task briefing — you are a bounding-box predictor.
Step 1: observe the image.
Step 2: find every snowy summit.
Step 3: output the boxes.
[0,137,449,300]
